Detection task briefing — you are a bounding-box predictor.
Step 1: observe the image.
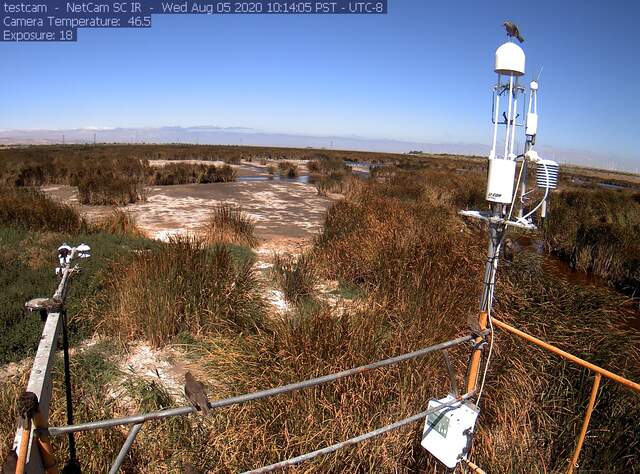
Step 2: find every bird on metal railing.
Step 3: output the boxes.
[184,372,210,415]
[503,21,524,43]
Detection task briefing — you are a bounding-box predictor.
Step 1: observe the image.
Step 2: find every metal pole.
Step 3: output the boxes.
[509,83,518,157]
[13,254,80,472]
[242,392,475,474]
[518,140,530,219]
[46,335,476,436]
[466,206,503,394]
[503,76,514,159]
[490,76,502,157]
[567,374,602,474]
[108,423,143,474]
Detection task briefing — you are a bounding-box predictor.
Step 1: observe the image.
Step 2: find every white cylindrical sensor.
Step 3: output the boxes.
[486,158,517,204]
[494,42,525,76]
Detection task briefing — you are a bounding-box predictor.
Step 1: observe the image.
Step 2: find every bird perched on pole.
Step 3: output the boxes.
[503,21,524,43]
[184,372,210,415]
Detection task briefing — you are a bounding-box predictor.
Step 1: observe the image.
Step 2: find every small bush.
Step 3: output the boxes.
[98,236,265,346]
[277,161,299,178]
[272,252,319,305]
[92,209,145,238]
[310,156,355,196]
[74,157,149,206]
[216,164,237,183]
[306,160,321,173]
[0,187,85,233]
[315,174,360,196]
[150,163,237,185]
[312,156,349,175]
[203,205,258,248]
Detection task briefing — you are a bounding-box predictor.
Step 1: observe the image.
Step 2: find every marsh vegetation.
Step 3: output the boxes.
[0,145,638,473]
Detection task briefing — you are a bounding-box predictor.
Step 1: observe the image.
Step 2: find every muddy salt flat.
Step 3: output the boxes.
[22,161,336,395]
[43,161,332,244]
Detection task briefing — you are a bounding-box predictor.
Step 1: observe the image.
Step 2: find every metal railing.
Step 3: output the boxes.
[490,317,640,474]
[12,249,478,473]
[9,243,640,474]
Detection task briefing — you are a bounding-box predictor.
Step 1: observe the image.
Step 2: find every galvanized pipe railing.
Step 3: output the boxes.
[45,333,476,436]
[108,423,143,474]
[242,391,476,474]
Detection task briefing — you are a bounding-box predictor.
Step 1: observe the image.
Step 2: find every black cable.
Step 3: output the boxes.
[61,309,81,473]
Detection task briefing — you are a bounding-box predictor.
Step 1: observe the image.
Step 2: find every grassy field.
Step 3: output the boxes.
[0,145,639,473]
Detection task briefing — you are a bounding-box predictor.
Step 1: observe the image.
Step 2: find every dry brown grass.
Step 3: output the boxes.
[150,163,236,185]
[1,160,638,473]
[272,252,320,305]
[277,161,299,178]
[202,205,258,248]
[543,188,640,294]
[93,236,265,347]
[0,187,86,233]
[92,209,146,238]
[73,157,149,206]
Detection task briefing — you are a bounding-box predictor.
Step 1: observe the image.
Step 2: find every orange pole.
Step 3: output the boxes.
[491,318,640,392]
[567,373,602,474]
[33,410,59,474]
[466,311,488,394]
[463,458,487,474]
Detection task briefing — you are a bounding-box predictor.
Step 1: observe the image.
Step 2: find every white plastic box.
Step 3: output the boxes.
[421,395,480,469]
[486,158,516,204]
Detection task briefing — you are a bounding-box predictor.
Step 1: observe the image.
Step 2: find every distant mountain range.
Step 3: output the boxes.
[0,126,634,172]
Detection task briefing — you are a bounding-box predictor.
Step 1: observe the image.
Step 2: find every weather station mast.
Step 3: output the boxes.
[461,21,559,406]
[421,22,560,470]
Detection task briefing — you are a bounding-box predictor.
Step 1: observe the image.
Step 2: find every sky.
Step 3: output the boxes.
[1,0,638,170]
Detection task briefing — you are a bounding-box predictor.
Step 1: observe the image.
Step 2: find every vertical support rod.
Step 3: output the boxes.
[509,86,518,157]
[466,209,503,394]
[518,139,530,219]
[567,373,602,474]
[441,349,459,398]
[108,423,143,474]
[490,75,502,158]
[503,75,514,159]
[61,310,78,465]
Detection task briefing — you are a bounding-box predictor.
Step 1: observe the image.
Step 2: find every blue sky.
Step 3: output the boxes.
[1,0,638,169]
